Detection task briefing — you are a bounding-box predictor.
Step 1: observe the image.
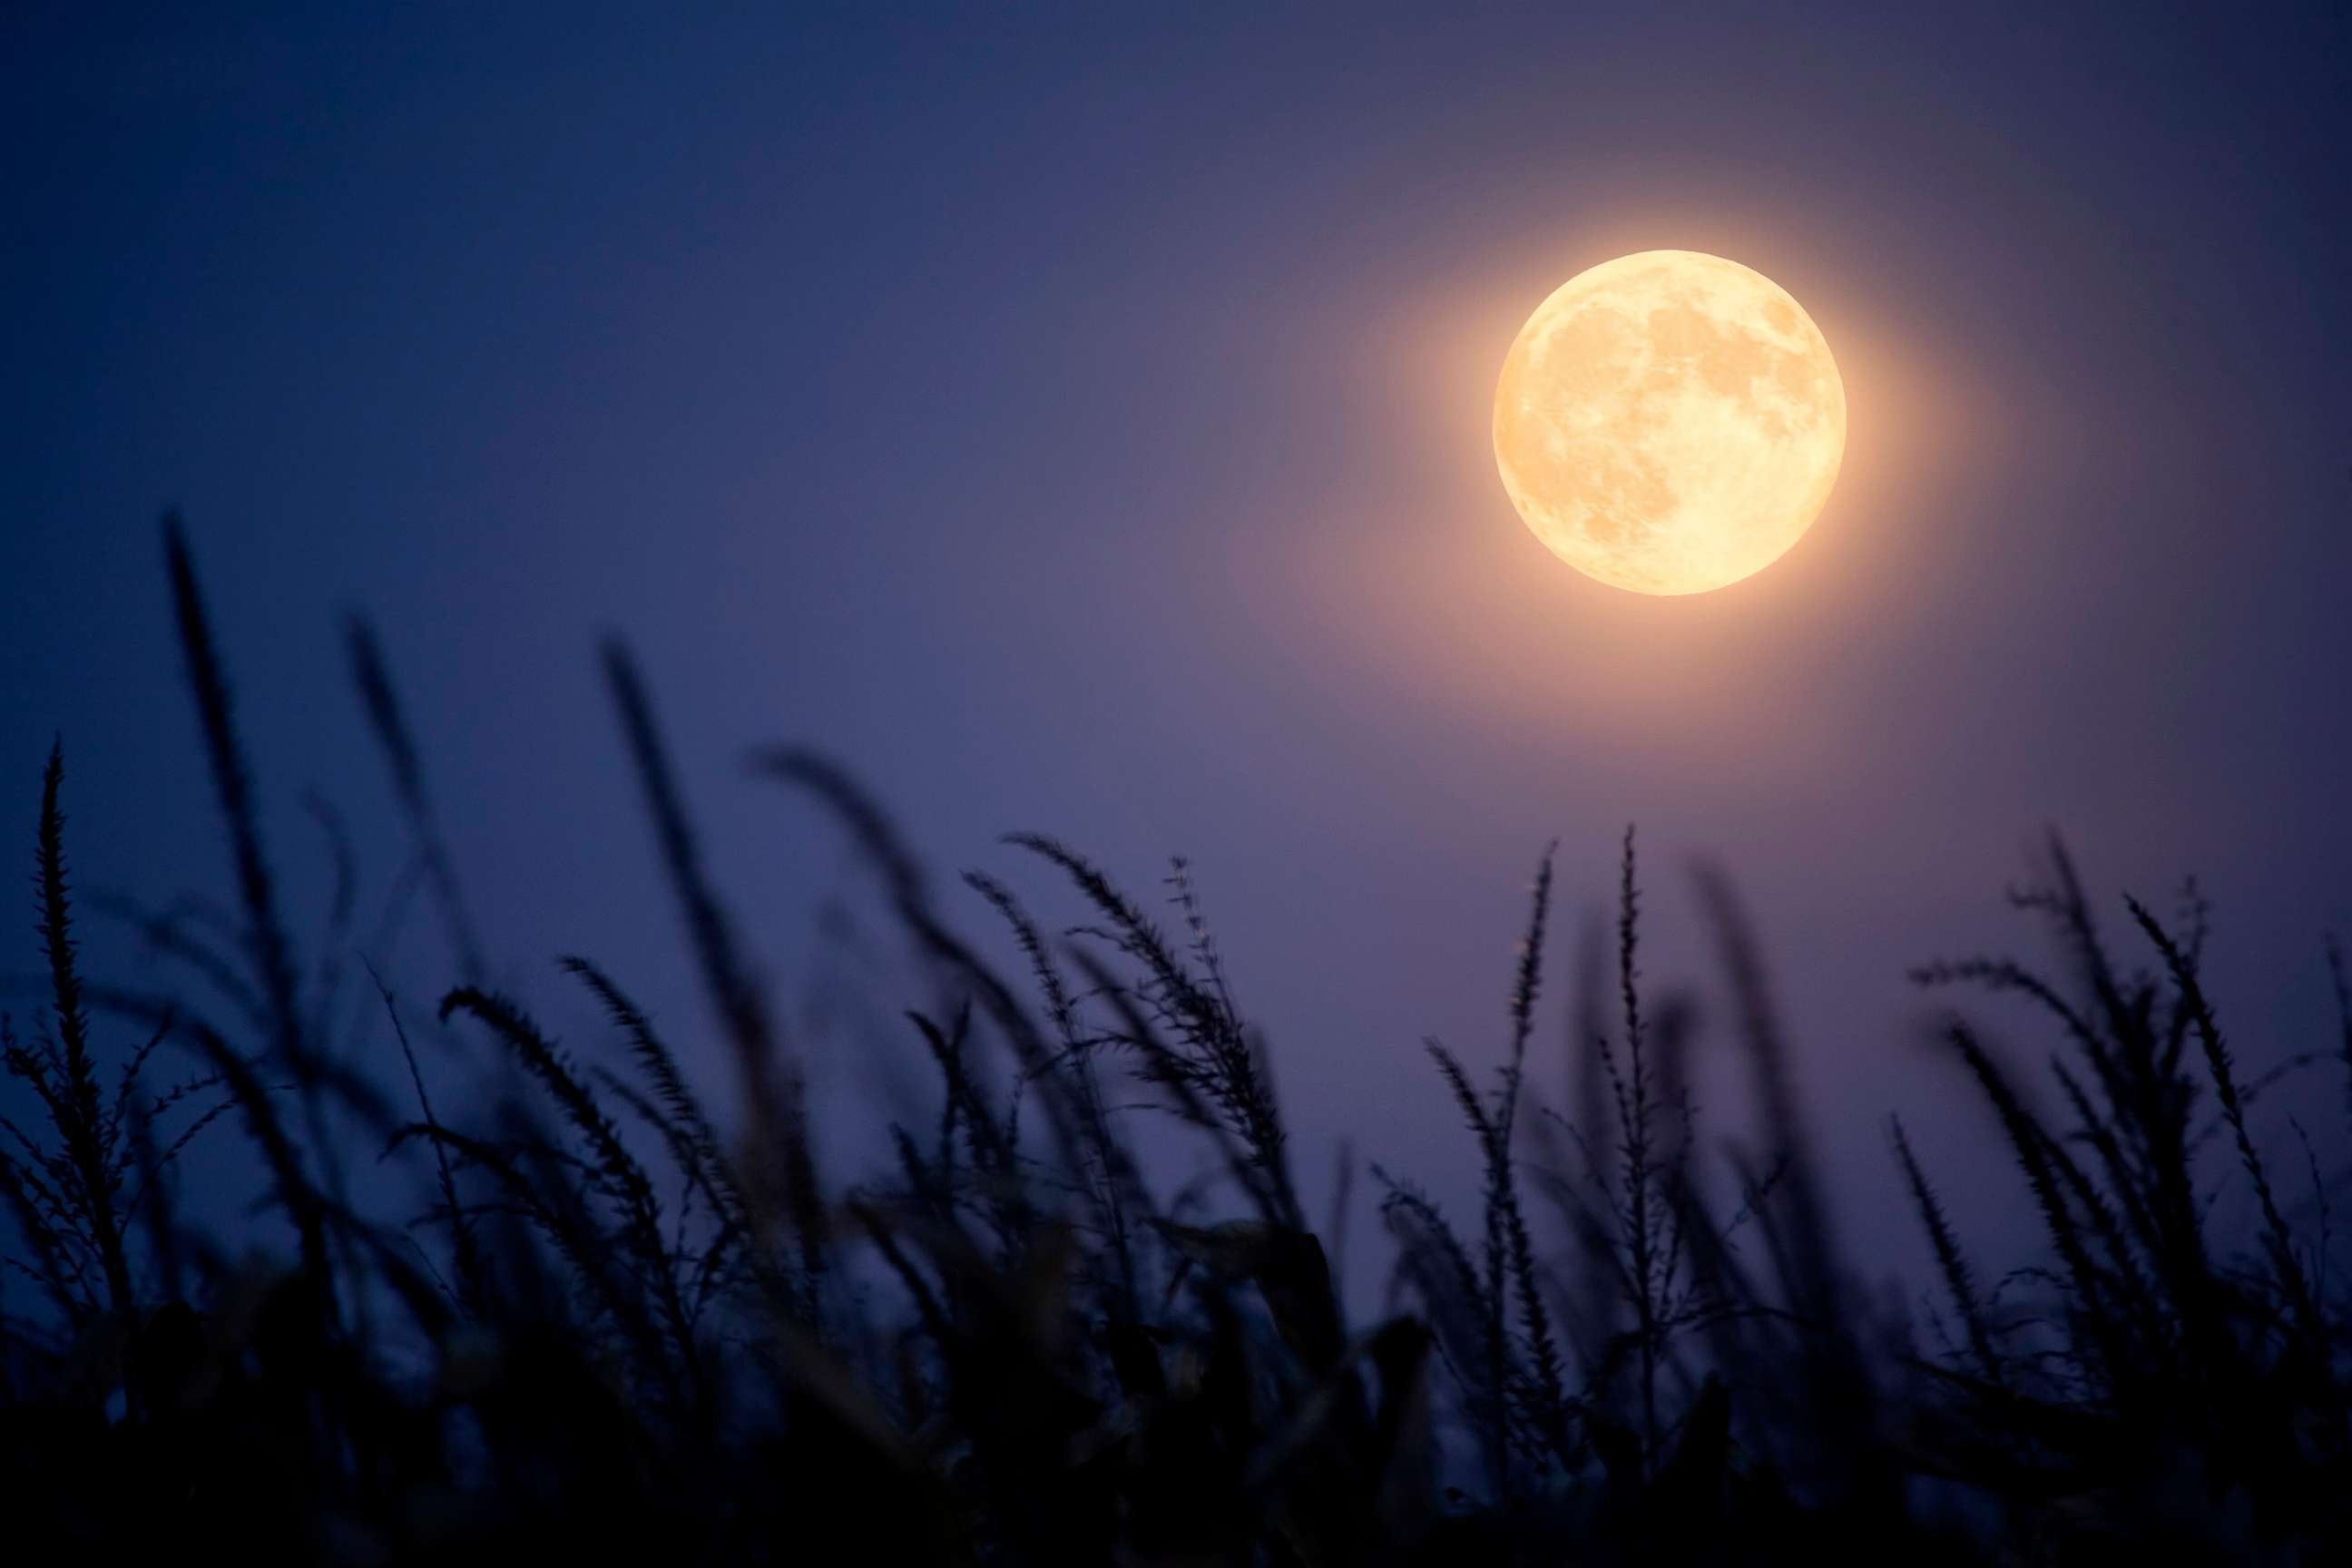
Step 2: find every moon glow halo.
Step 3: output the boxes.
[1493,250,1847,596]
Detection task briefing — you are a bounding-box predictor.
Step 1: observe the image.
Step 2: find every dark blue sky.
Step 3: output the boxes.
[6,3,2351,1292]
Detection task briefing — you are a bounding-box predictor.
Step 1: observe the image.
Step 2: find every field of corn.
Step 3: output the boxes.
[4,518,2348,1563]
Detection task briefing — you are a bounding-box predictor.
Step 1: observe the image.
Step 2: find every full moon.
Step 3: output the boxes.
[1493,250,1847,595]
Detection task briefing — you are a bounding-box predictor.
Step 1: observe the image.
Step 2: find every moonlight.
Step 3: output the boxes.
[1493,250,1847,596]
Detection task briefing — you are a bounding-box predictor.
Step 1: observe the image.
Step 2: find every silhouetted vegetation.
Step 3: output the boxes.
[3,519,2347,1561]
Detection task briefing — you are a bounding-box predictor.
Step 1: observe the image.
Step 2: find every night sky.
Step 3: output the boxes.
[7,3,2351,1295]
